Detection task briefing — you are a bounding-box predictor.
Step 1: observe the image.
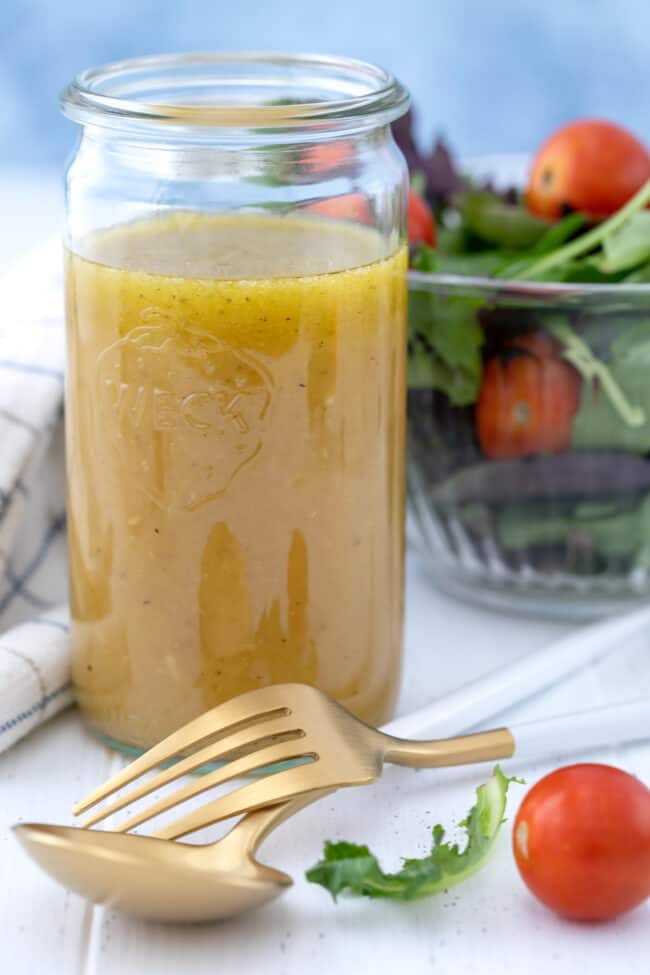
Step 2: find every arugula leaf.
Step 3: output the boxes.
[306,766,519,902]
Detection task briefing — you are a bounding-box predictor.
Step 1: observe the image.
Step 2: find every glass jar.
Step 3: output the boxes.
[60,53,409,751]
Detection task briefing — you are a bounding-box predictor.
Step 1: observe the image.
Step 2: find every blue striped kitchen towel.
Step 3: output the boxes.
[0,237,73,755]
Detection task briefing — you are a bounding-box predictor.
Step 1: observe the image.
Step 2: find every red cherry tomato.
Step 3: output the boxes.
[305,187,436,242]
[513,764,650,921]
[509,332,560,360]
[526,119,650,220]
[302,140,352,174]
[476,337,580,460]
[304,193,372,224]
[408,188,436,247]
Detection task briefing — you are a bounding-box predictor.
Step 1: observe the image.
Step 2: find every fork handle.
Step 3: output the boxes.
[383,727,515,767]
[382,698,650,768]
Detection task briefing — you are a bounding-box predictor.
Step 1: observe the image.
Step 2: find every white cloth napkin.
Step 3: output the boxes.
[0,237,72,755]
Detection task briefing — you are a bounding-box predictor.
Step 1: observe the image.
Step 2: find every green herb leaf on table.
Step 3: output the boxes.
[305,766,520,902]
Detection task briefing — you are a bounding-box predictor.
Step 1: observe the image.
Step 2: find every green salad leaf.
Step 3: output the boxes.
[546,315,646,430]
[571,319,650,451]
[408,177,650,415]
[470,495,650,569]
[623,262,650,283]
[495,212,587,279]
[599,211,650,274]
[408,247,484,404]
[457,192,551,249]
[428,225,511,277]
[306,766,519,902]
[506,177,650,281]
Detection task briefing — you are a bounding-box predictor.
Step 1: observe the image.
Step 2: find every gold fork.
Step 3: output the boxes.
[74,683,514,839]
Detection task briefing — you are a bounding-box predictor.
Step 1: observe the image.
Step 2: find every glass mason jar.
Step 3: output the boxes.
[60,53,409,751]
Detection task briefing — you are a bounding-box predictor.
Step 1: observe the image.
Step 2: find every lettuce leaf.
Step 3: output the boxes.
[599,211,650,274]
[467,496,650,566]
[571,319,650,452]
[457,192,551,250]
[306,766,519,902]
[408,246,484,404]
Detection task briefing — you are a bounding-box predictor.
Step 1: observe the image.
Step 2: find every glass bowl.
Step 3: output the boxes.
[406,271,650,619]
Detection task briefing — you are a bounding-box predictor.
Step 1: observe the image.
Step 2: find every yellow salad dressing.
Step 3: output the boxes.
[65,211,407,748]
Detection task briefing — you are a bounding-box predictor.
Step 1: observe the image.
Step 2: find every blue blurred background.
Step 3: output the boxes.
[2,0,649,171]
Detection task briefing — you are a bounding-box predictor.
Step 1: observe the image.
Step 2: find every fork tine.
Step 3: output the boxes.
[80,717,304,828]
[154,761,331,840]
[73,685,294,816]
[110,740,317,835]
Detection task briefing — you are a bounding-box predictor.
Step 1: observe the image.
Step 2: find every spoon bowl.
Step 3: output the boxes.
[14,790,327,923]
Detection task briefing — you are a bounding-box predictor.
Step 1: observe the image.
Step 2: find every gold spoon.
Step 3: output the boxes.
[13,790,329,923]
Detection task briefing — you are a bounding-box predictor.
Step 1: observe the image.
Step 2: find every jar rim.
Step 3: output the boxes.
[60,51,410,132]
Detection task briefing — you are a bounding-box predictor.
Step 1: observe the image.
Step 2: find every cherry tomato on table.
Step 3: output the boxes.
[408,188,436,247]
[526,119,650,220]
[513,763,650,921]
[476,335,580,459]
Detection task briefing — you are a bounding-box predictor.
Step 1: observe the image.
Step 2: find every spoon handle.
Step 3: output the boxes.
[217,789,335,861]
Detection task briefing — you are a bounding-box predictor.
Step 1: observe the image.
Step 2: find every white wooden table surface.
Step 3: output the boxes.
[1,168,649,975]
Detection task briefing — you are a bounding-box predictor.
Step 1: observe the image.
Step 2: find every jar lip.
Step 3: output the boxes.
[60,51,410,132]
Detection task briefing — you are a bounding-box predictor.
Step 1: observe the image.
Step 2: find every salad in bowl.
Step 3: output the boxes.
[397,116,650,616]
